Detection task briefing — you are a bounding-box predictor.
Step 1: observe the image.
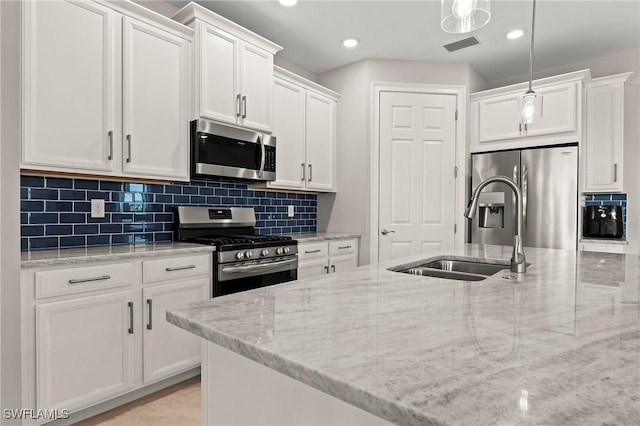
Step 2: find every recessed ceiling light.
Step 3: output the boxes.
[506,29,526,40]
[342,37,359,48]
[278,0,298,6]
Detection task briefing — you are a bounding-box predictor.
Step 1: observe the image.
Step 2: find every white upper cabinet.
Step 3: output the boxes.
[261,67,339,193]
[470,70,588,152]
[21,0,193,181]
[174,3,282,133]
[22,0,117,173]
[122,16,190,180]
[583,73,632,193]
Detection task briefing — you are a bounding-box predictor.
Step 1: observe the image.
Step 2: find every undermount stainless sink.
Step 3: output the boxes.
[388,257,525,281]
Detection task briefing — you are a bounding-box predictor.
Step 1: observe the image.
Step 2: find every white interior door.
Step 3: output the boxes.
[378,91,457,262]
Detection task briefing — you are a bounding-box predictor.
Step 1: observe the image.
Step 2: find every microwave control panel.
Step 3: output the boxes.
[264,146,276,172]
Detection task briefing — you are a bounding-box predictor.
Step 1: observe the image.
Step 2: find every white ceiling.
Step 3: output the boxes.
[167,0,640,83]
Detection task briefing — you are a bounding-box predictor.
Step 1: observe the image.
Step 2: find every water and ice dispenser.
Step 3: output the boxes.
[476,192,505,229]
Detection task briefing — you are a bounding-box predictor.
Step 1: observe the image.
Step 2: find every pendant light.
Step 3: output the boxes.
[521,0,540,125]
[441,0,491,34]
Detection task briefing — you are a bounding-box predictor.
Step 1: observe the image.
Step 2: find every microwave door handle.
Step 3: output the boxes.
[258,135,266,177]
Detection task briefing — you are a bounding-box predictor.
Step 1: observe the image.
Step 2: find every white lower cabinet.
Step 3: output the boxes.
[297,239,359,279]
[142,278,208,384]
[23,252,213,422]
[36,290,136,413]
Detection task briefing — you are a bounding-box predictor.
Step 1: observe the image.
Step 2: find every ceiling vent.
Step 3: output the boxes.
[443,36,480,52]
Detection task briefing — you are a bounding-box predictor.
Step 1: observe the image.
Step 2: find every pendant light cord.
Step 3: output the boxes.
[528,0,537,92]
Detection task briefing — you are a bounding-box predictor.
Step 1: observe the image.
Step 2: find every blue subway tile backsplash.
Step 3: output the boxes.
[20,175,317,251]
[584,193,627,236]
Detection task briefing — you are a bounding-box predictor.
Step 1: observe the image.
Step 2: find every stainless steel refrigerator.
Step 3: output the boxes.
[469,145,578,250]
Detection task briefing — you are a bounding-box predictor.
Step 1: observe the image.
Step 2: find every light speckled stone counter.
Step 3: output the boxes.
[21,242,215,268]
[284,232,360,243]
[167,245,640,426]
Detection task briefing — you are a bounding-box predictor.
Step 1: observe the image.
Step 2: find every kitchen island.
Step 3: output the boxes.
[167,245,639,425]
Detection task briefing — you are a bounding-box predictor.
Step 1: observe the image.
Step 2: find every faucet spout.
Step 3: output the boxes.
[466,176,527,273]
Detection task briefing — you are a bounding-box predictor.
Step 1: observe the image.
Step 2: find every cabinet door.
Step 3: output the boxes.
[305,92,336,191]
[269,77,306,190]
[584,83,624,192]
[239,42,274,132]
[22,0,116,172]
[329,254,358,274]
[142,279,209,384]
[199,23,240,125]
[297,258,328,280]
[477,94,521,143]
[525,82,578,137]
[36,291,135,412]
[122,17,190,180]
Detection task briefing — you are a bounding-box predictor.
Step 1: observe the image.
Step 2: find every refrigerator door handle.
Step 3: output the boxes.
[521,164,528,235]
[512,165,518,223]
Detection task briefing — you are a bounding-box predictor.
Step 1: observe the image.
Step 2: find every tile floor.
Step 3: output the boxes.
[75,376,200,426]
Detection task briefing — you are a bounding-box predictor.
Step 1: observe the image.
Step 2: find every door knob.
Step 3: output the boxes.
[380,229,396,235]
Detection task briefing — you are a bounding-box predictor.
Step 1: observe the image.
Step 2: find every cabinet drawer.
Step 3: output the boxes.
[35,263,134,299]
[329,239,357,256]
[298,242,328,260]
[143,254,211,284]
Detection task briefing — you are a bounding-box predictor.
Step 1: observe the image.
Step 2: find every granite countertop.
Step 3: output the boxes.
[167,244,639,426]
[21,242,215,268]
[284,232,360,243]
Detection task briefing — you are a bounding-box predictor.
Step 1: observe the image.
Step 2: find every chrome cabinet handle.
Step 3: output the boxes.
[126,134,132,163]
[308,164,312,182]
[324,266,329,274]
[68,275,110,284]
[108,131,113,160]
[305,249,321,254]
[338,246,352,250]
[331,265,336,273]
[301,163,306,181]
[128,302,134,334]
[380,229,395,235]
[242,96,247,119]
[165,265,196,272]
[236,94,241,117]
[519,123,522,134]
[614,163,618,182]
[146,299,153,330]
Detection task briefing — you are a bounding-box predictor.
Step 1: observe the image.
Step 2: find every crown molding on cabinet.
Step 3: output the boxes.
[471,69,591,100]
[274,66,340,100]
[99,0,194,38]
[586,72,633,88]
[172,2,282,54]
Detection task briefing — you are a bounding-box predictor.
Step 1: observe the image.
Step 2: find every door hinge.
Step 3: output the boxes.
[454,224,457,234]
[454,166,458,178]
[455,110,458,121]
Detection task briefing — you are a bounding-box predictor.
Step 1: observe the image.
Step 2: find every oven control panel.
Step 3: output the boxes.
[219,245,298,264]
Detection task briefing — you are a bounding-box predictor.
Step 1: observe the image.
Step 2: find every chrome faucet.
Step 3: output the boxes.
[464,176,527,273]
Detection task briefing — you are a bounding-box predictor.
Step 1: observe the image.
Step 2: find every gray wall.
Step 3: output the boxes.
[1,0,22,418]
[485,49,640,254]
[318,59,483,265]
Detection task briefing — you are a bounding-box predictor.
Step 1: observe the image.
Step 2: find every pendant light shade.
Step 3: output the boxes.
[441,0,491,34]
[521,0,540,125]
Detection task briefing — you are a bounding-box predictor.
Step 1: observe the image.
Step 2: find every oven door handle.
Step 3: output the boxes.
[258,135,266,178]
[222,258,297,274]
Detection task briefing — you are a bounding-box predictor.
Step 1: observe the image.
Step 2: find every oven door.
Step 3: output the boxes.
[191,119,276,181]
[214,255,298,297]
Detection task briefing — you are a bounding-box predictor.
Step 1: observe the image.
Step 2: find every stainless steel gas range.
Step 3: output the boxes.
[175,206,298,297]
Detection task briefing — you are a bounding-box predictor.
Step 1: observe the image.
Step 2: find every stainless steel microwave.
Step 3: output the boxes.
[190,119,276,181]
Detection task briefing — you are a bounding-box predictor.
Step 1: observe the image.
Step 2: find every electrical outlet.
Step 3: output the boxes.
[287,205,295,218]
[91,199,105,218]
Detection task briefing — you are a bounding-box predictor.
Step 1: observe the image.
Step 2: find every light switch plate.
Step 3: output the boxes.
[91,199,105,218]
[287,205,295,218]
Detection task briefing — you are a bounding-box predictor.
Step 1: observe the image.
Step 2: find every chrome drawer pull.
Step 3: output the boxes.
[146,299,153,330]
[165,265,196,272]
[305,249,321,254]
[338,245,352,250]
[128,302,134,334]
[68,275,111,284]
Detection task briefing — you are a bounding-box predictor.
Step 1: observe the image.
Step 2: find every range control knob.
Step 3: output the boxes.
[260,249,269,257]
[276,248,283,255]
[235,252,244,260]
[244,251,253,259]
[283,247,291,254]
